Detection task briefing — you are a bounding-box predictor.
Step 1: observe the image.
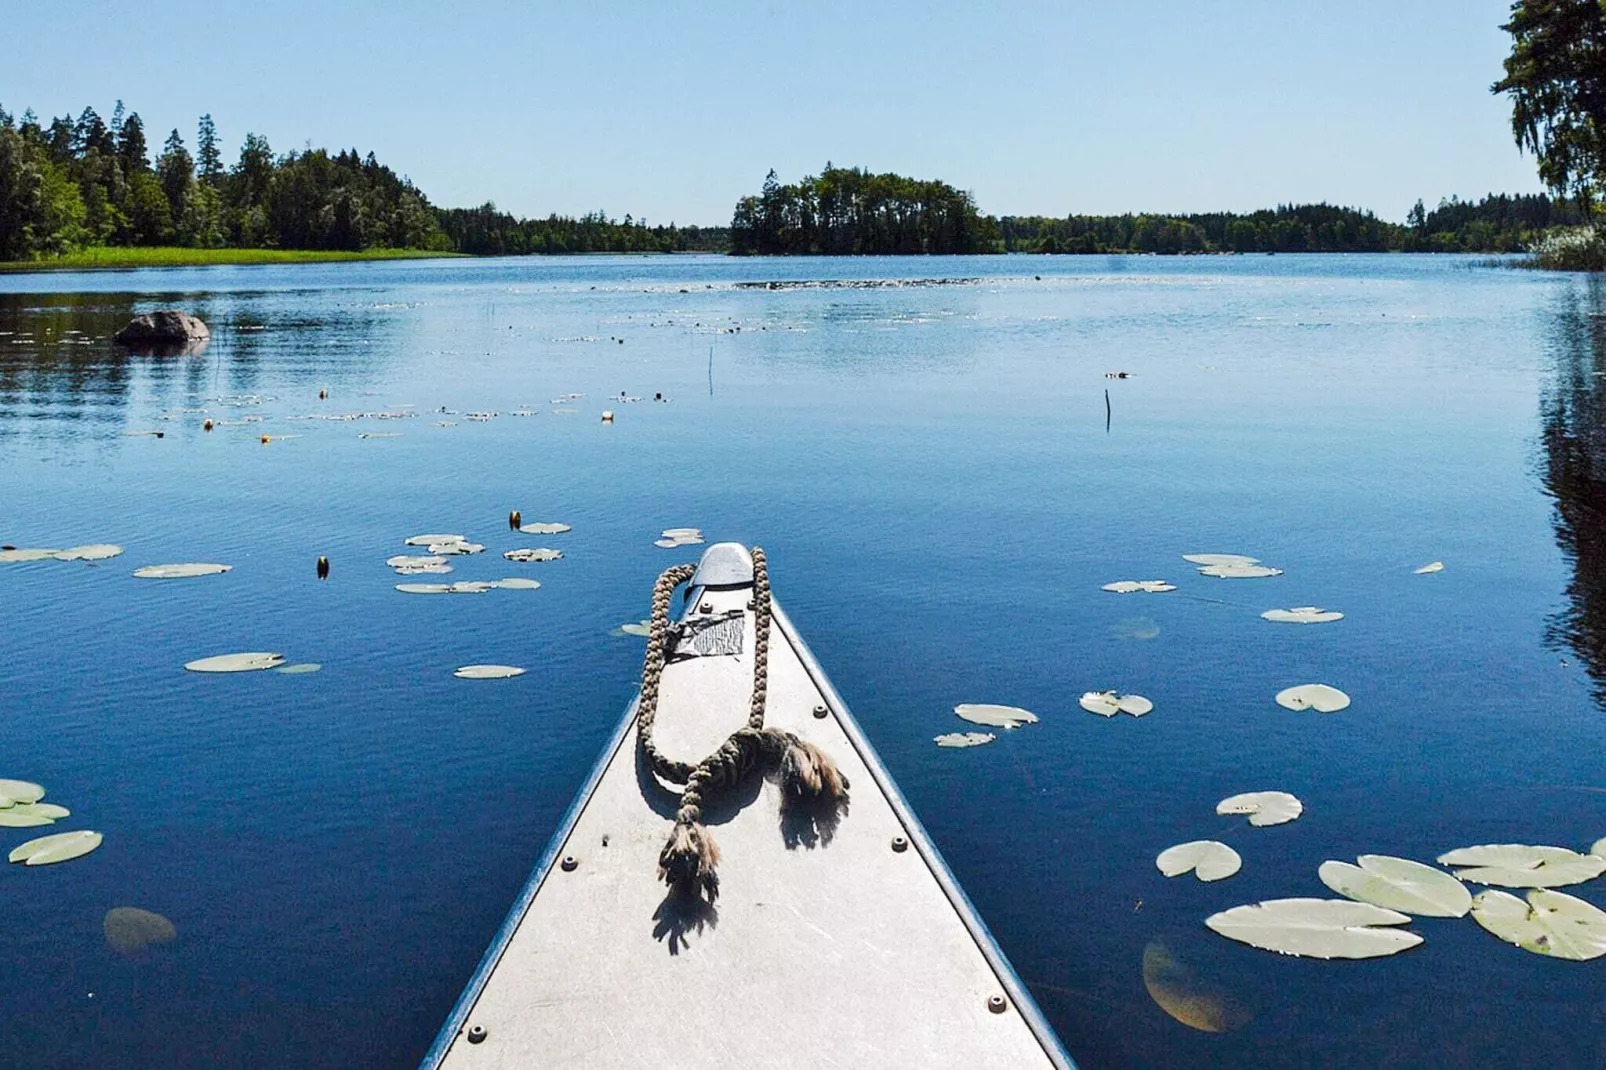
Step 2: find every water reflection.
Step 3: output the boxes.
[1542,276,1606,702]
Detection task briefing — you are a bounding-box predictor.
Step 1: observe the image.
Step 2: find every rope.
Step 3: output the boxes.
[636,547,850,903]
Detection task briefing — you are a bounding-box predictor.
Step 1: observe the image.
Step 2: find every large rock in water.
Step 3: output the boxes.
[115,310,210,349]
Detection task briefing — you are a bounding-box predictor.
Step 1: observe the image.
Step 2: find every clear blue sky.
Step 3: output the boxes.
[6,0,1543,225]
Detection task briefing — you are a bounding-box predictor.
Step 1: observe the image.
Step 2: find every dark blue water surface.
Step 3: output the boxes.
[3,254,1606,1069]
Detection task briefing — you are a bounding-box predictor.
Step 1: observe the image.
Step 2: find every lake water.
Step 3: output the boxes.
[2,253,1605,1069]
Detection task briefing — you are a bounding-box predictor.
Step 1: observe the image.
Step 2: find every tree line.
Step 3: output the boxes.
[0,100,447,259]
[435,204,727,255]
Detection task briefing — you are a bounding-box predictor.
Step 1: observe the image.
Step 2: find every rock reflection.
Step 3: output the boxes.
[1542,276,1606,703]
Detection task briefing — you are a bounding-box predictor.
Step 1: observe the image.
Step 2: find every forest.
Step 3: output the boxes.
[729,166,995,255]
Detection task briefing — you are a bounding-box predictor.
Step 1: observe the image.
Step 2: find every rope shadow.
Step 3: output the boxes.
[651,889,719,956]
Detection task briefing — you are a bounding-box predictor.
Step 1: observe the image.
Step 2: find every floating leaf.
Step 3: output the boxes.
[1102,580,1176,594]
[0,548,62,562]
[1080,690,1152,717]
[404,534,465,546]
[1217,791,1303,827]
[1198,564,1283,578]
[1436,844,1606,888]
[519,522,571,535]
[1183,554,1261,567]
[1157,840,1242,882]
[454,665,526,680]
[504,548,562,562]
[0,807,58,828]
[1592,837,1606,859]
[133,563,232,579]
[1275,684,1351,713]
[1142,939,1253,1033]
[1414,561,1445,575]
[935,731,996,748]
[1470,889,1606,960]
[275,663,322,674]
[395,583,453,594]
[52,545,123,561]
[660,528,702,538]
[954,703,1039,729]
[494,578,541,590]
[1318,855,1472,917]
[429,541,485,555]
[1205,898,1421,959]
[387,555,448,569]
[184,652,286,673]
[1261,606,1344,624]
[8,830,103,866]
[0,780,46,806]
[104,907,177,955]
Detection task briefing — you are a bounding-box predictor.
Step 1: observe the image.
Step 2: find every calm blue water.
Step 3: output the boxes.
[2,253,1605,1069]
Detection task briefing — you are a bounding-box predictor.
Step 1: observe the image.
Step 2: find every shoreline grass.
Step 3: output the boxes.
[0,247,466,273]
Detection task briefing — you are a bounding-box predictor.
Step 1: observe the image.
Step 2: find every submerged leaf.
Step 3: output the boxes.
[1437,844,1606,888]
[1217,791,1303,827]
[275,663,322,674]
[1318,855,1472,917]
[104,907,177,955]
[934,731,996,748]
[133,563,232,579]
[1142,939,1253,1033]
[954,703,1039,729]
[1470,889,1606,959]
[1275,684,1351,713]
[1205,898,1421,959]
[1261,607,1344,624]
[184,652,286,673]
[8,830,103,866]
[454,664,526,680]
[1109,616,1161,640]
[1157,840,1242,882]
[617,621,652,637]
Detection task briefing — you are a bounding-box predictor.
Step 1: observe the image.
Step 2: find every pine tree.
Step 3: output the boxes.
[118,113,149,173]
[197,113,221,185]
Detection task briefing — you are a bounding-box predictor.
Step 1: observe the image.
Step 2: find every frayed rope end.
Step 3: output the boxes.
[781,737,851,807]
[658,819,721,903]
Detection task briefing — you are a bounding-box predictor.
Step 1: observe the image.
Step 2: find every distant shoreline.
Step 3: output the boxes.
[0,247,465,273]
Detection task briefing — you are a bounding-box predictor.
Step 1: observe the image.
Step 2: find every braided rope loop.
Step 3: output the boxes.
[637,547,849,903]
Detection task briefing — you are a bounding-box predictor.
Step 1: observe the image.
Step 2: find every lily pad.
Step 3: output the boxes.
[104,907,178,955]
[1198,564,1283,578]
[133,563,232,579]
[494,578,542,590]
[617,621,651,637]
[935,731,997,748]
[0,807,58,828]
[1318,855,1472,917]
[1261,606,1344,624]
[1157,840,1242,882]
[184,652,286,673]
[954,703,1039,729]
[1436,844,1606,888]
[454,665,526,680]
[1142,938,1253,1033]
[1415,561,1445,574]
[519,522,571,535]
[661,528,702,538]
[1079,690,1153,717]
[504,548,562,562]
[387,555,448,569]
[1183,554,1261,567]
[275,663,322,674]
[0,548,62,562]
[1205,898,1421,959]
[395,583,453,594]
[1275,684,1351,713]
[52,544,124,561]
[8,830,103,866]
[1102,580,1177,594]
[0,780,46,806]
[1469,889,1606,960]
[1217,791,1303,827]
[429,541,485,555]
[404,534,466,546]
